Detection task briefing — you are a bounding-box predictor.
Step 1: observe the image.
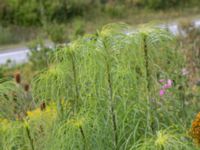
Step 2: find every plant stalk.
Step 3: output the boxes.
[25,125,35,150]
[79,126,87,150]
[103,41,118,149]
[143,35,153,133]
[107,63,118,148]
[70,52,80,113]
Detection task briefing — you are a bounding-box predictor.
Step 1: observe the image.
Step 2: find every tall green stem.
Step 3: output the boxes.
[79,126,87,150]
[25,125,35,150]
[143,35,152,133]
[143,35,158,134]
[70,52,80,113]
[107,63,118,148]
[103,41,118,149]
[69,51,87,149]
[143,36,150,91]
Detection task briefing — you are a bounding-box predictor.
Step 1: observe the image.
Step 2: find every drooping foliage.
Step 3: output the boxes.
[0,79,33,120]
[28,23,193,149]
[1,23,199,149]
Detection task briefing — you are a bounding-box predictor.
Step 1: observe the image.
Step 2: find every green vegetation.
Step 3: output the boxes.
[1,0,200,26]
[0,0,200,46]
[177,20,200,84]
[0,23,199,149]
[0,0,200,149]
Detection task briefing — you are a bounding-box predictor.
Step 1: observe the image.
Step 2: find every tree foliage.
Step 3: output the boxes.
[0,0,199,26]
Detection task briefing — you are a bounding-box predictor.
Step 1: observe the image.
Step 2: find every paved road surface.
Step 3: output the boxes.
[0,47,28,64]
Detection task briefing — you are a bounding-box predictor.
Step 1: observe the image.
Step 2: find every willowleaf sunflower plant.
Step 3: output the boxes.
[0,23,196,150]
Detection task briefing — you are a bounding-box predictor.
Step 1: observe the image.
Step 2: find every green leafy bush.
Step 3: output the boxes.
[0,0,199,26]
[28,39,54,70]
[0,26,18,45]
[104,4,126,17]
[144,0,182,9]
[31,23,190,149]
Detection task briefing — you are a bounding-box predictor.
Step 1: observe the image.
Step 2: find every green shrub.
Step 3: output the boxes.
[28,39,54,70]
[44,23,69,43]
[104,4,126,17]
[72,19,86,38]
[0,26,18,45]
[0,0,200,26]
[31,23,190,149]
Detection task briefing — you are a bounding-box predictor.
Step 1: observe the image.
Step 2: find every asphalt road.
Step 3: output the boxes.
[0,47,29,64]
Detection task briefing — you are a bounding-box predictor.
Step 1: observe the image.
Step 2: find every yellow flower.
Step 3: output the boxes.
[26,102,57,123]
[155,130,169,146]
[27,108,41,120]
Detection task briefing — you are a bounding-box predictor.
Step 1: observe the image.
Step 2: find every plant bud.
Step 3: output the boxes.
[24,84,30,92]
[40,102,46,111]
[14,72,21,84]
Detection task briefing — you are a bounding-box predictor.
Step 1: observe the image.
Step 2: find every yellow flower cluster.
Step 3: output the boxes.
[190,112,200,145]
[27,108,42,120]
[26,102,57,124]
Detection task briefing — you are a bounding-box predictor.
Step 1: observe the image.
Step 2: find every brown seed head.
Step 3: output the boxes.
[24,84,30,92]
[40,102,46,111]
[14,72,21,84]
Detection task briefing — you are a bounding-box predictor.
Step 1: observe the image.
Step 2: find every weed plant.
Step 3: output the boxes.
[0,23,199,149]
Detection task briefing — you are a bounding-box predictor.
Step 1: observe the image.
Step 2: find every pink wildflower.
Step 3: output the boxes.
[159,79,173,96]
[167,79,173,87]
[159,89,165,96]
[163,84,170,89]
[162,79,173,89]
[159,79,165,83]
